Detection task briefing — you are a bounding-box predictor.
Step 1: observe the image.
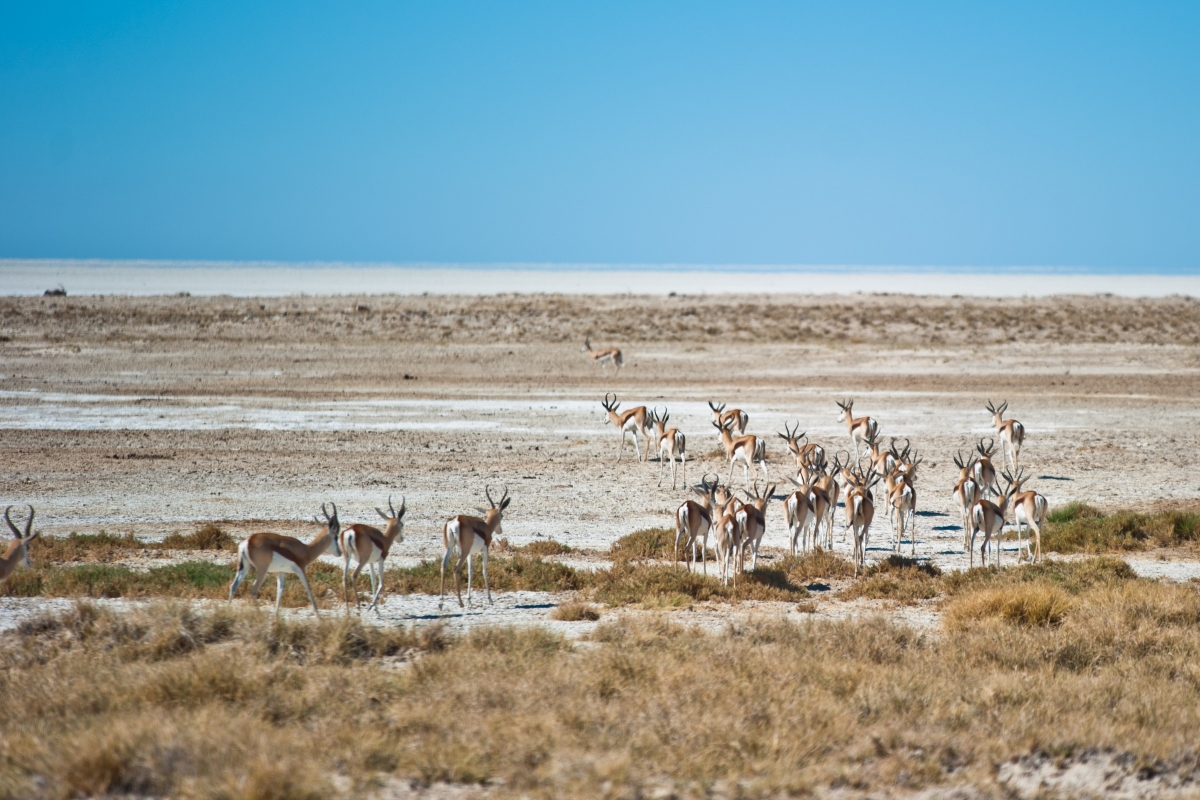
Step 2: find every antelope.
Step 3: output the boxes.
[1003,468,1048,563]
[440,486,510,609]
[886,454,919,556]
[582,336,623,372]
[341,495,406,615]
[783,476,817,556]
[846,469,880,576]
[649,407,688,489]
[713,418,769,487]
[968,489,1009,568]
[230,503,342,616]
[736,482,775,572]
[711,502,742,586]
[1,506,38,583]
[952,451,981,551]
[987,400,1025,471]
[813,452,845,548]
[974,438,1000,497]
[675,475,718,573]
[601,393,652,462]
[836,399,879,461]
[778,422,826,472]
[709,401,749,437]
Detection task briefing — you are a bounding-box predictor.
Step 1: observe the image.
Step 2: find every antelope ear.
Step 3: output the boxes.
[500,497,512,511]
[376,507,390,520]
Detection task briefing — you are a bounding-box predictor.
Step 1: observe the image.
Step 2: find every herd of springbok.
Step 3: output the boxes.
[0,387,1050,614]
[601,393,1049,583]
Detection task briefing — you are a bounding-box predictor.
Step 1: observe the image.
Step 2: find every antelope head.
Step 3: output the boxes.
[601,392,621,421]
[319,502,343,557]
[484,485,512,534]
[778,421,801,453]
[4,505,38,570]
[977,437,997,459]
[986,399,1009,425]
[375,494,406,543]
[836,399,853,422]
[582,336,592,353]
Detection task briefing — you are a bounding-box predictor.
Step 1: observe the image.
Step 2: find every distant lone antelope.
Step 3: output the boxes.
[1,505,39,583]
[230,503,342,616]
[582,337,623,373]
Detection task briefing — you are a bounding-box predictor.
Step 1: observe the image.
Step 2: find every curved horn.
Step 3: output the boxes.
[485,485,496,508]
[999,401,1008,415]
[4,506,19,538]
[388,494,397,517]
[23,506,33,537]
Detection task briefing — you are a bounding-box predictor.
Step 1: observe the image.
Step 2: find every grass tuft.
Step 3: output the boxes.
[944,583,1075,629]
[551,601,601,621]
[1042,505,1200,554]
[839,556,943,604]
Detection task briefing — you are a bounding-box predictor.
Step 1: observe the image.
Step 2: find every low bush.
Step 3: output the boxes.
[30,523,237,562]
[551,601,601,621]
[1042,505,1200,554]
[839,556,943,604]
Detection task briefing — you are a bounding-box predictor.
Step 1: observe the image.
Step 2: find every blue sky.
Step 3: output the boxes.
[1,2,1198,270]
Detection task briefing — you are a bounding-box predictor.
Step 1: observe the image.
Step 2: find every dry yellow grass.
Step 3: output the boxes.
[5,569,1200,798]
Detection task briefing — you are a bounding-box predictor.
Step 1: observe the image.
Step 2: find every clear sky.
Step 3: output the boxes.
[2,2,1198,271]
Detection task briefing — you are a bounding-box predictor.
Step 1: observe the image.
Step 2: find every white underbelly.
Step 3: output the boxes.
[266,552,302,573]
[466,534,487,556]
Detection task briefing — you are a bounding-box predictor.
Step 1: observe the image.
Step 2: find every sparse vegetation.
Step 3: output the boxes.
[839,555,943,604]
[30,523,237,562]
[551,601,601,621]
[1041,504,1200,553]
[6,583,1200,798]
[505,538,573,556]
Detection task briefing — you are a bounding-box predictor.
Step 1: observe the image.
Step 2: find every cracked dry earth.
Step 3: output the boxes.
[2,292,1200,635]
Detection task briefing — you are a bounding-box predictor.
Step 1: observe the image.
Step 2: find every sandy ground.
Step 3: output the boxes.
[2,292,1200,630]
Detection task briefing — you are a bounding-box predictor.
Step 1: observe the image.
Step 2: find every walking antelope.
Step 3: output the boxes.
[885,452,920,556]
[987,400,1025,471]
[783,476,817,556]
[708,401,749,437]
[582,337,623,373]
[968,489,1010,568]
[1,506,38,583]
[649,407,688,489]
[736,482,775,572]
[952,451,981,552]
[711,500,742,586]
[341,495,406,614]
[230,503,342,616]
[713,418,769,487]
[601,393,652,462]
[846,469,881,576]
[675,475,718,573]
[813,453,844,548]
[836,399,879,461]
[778,422,826,471]
[440,486,510,609]
[974,438,1000,497]
[1003,468,1048,563]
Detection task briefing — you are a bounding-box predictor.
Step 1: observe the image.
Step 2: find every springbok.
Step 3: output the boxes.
[600,393,652,462]
[675,475,717,573]
[778,422,826,471]
[341,495,406,615]
[1003,468,1048,562]
[836,399,879,461]
[582,337,623,372]
[230,503,342,616]
[846,469,880,576]
[1,506,38,583]
[713,418,768,487]
[974,438,1000,497]
[952,451,981,552]
[783,476,816,556]
[987,400,1025,471]
[711,502,742,586]
[649,407,688,489]
[968,488,1009,568]
[440,486,510,609]
[708,402,749,437]
[736,482,775,572]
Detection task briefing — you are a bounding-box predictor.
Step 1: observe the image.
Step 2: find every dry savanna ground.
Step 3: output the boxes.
[4,292,1200,798]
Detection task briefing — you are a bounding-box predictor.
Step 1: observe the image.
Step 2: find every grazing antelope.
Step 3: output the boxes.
[952,451,981,551]
[846,470,880,576]
[600,393,652,462]
[649,407,688,489]
[582,336,623,373]
[736,482,775,572]
[987,400,1025,471]
[783,476,817,556]
[1003,468,1048,563]
[1,506,38,583]
[974,438,1000,497]
[675,475,718,573]
[230,503,342,616]
[341,495,406,615]
[968,490,1009,568]
[778,422,826,472]
[836,399,879,461]
[440,486,510,609]
[708,402,749,437]
[713,418,769,487]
